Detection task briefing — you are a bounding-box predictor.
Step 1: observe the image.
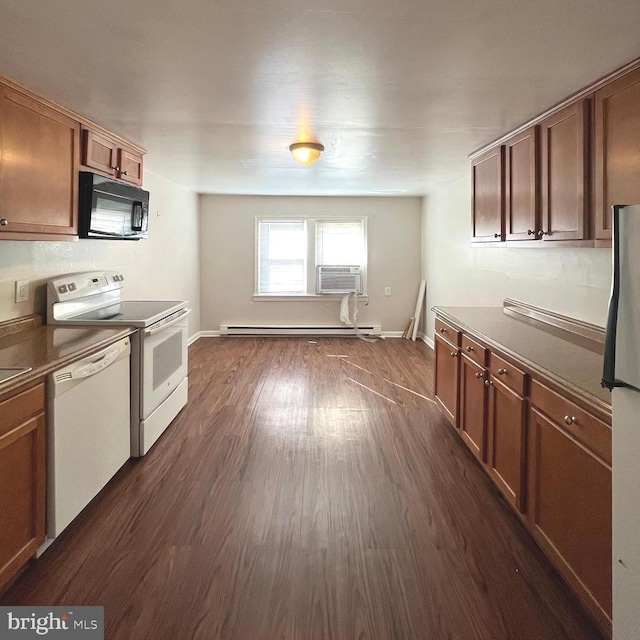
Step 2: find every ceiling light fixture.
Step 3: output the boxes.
[289,142,325,166]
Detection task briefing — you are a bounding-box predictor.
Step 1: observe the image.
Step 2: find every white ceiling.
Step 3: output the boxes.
[1,0,639,196]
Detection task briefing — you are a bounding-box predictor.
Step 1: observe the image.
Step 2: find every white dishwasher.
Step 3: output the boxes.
[43,336,131,549]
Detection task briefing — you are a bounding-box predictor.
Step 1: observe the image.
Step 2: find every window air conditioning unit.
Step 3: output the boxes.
[316,266,362,294]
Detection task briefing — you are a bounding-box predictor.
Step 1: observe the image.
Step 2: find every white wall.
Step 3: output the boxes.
[199,195,422,334]
[0,170,201,337]
[421,173,612,339]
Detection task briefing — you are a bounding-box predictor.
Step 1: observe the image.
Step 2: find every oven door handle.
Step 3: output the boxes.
[144,308,191,336]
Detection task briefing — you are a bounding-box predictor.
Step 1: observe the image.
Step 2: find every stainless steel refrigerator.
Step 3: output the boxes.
[602,204,640,640]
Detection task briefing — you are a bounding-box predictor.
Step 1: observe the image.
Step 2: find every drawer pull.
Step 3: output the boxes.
[466,346,474,352]
[564,415,577,425]
[0,219,8,226]
[498,368,507,375]
[475,372,483,379]
[440,327,446,333]
[484,380,492,387]
[450,351,458,358]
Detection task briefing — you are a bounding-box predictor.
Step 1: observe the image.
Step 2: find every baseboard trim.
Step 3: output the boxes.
[198,331,221,339]
[419,333,434,349]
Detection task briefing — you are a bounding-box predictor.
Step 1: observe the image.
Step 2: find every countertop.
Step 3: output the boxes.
[433,306,611,418]
[0,324,136,399]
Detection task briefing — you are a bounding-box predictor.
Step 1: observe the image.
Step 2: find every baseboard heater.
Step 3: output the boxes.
[220,324,382,337]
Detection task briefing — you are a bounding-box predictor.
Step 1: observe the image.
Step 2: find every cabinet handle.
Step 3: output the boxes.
[439,328,446,333]
[475,372,483,379]
[450,351,458,358]
[466,346,474,352]
[111,166,118,171]
[494,233,500,238]
[121,170,128,176]
[0,218,8,226]
[498,368,507,375]
[527,229,535,235]
[564,415,577,425]
[484,379,493,386]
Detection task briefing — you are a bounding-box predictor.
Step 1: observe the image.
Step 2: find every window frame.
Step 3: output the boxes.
[254,216,368,300]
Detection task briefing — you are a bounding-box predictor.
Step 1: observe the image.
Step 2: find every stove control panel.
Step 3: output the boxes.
[48,271,124,303]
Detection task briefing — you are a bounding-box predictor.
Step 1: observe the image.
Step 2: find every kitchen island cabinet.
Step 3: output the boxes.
[0,382,46,590]
[432,301,611,635]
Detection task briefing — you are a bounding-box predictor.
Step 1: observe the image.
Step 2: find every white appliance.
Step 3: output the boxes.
[602,204,640,640]
[47,271,191,456]
[316,265,362,294]
[43,337,130,551]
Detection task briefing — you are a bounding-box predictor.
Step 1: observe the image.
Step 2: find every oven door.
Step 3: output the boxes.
[140,308,191,419]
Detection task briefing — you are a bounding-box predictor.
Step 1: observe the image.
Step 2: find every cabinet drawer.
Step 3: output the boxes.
[461,334,487,366]
[489,352,526,396]
[435,318,461,346]
[530,380,611,465]
[0,383,45,438]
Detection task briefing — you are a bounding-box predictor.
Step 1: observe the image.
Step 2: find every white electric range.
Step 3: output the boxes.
[47,271,191,456]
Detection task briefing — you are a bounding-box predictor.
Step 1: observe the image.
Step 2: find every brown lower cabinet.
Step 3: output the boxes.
[487,376,527,512]
[459,355,486,461]
[0,383,46,590]
[434,333,459,427]
[433,319,612,634]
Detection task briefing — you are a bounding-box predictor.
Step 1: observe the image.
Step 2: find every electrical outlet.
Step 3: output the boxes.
[15,280,29,303]
[385,287,391,296]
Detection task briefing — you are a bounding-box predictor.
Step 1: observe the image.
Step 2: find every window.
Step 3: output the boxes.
[256,218,366,296]
[257,220,307,294]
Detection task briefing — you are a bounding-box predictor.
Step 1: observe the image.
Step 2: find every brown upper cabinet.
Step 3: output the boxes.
[82,127,144,186]
[595,67,640,240]
[472,146,504,242]
[0,86,79,239]
[505,126,539,241]
[540,99,589,241]
[471,57,640,248]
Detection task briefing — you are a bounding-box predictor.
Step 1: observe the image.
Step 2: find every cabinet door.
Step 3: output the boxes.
[595,67,640,240]
[83,129,118,177]
[0,413,46,588]
[487,377,526,511]
[459,355,486,461]
[505,126,539,241]
[0,87,79,237]
[540,100,589,241]
[434,334,459,427]
[472,146,504,242]
[118,148,144,186]
[528,406,611,624]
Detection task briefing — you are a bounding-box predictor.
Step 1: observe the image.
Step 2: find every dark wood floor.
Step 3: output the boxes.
[2,338,604,639]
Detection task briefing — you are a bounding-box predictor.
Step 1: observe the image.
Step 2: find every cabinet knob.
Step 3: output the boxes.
[439,328,446,333]
[498,368,507,375]
[484,379,492,386]
[475,372,483,379]
[494,233,500,238]
[564,415,577,425]
[121,170,128,176]
[466,346,474,352]
[0,218,7,226]
[527,229,535,235]
[450,351,458,358]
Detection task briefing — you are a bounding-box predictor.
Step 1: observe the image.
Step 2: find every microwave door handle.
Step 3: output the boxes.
[144,308,191,336]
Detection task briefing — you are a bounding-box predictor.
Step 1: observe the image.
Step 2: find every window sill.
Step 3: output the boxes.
[252,294,369,302]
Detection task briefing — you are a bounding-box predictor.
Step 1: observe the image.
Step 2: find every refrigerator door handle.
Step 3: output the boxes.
[602,205,623,390]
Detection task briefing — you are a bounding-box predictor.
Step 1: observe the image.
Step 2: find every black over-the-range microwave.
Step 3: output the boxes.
[79,171,150,240]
